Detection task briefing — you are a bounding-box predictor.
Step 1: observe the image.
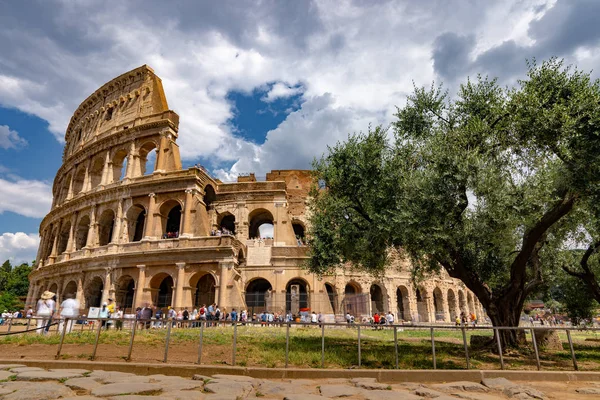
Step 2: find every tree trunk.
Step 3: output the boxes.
[485,294,527,348]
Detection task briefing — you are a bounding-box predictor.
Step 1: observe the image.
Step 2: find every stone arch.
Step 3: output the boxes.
[447,289,458,320]
[245,278,273,313]
[467,292,475,315]
[115,275,135,311]
[292,220,305,243]
[48,282,58,296]
[370,283,385,314]
[138,141,157,176]
[396,285,411,321]
[324,283,337,314]
[416,287,429,322]
[75,215,90,250]
[57,220,71,254]
[150,273,174,309]
[286,277,309,313]
[433,287,444,321]
[458,290,467,313]
[126,204,146,242]
[203,185,216,208]
[89,156,105,189]
[63,280,78,298]
[42,224,56,260]
[98,209,116,246]
[159,199,182,238]
[218,212,235,235]
[190,273,216,308]
[61,173,72,203]
[248,208,274,239]
[72,166,86,195]
[85,276,104,309]
[343,281,367,316]
[112,148,128,182]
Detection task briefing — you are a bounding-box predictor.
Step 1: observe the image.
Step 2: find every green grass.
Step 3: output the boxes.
[2,325,599,370]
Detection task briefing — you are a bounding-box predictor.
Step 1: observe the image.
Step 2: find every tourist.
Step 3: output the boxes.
[36,291,56,335]
[99,303,110,330]
[373,313,380,329]
[386,312,394,325]
[58,293,79,334]
[140,303,153,329]
[198,304,207,323]
[470,312,477,327]
[114,306,123,330]
[26,306,33,318]
[230,308,237,325]
[311,311,318,325]
[154,307,164,328]
[191,308,198,327]
[214,305,221,326]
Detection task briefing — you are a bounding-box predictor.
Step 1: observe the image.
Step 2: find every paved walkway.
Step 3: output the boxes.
[0,364,599,399]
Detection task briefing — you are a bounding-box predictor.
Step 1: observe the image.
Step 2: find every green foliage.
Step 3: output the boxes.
[0,292,23,312]
[309,58,600,336]
[0,260,32,303]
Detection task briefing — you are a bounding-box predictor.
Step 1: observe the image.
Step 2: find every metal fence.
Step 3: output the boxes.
[0,316,595,371]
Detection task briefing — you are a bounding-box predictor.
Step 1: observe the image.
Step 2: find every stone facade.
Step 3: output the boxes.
[27,65,485,322]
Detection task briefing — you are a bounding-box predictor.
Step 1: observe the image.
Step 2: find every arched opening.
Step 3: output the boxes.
[98,209,116,246]
[63,281,78,304]
[160,201,181,238]
[42,224,55,260]
[126,205,146,242]
[467,292,475,315]
[116,275,135,312]
[151,274,173,309]
[138,142,157,176]
[396,286,411,321]
[286,278,308,314]
[75,215,90,250]
[48,283,58,296]
[194,274,216,307]
[370,284,384,314]
[458,290,467,313]
[447,289,458,320]
[203,185,216,209]
[248,208,274,239]
[218,213,236,235]
[342,282,367,316]
[433,287,444,321]
[416,288,429,322]
[89,157,104,189]
[245,278,272,314]
[72,167,86,195]
[62,174,72,203]
[56,221,71,254]
[85,277,104,309]
[325,283,336,314]
[293,222,305,245]
[112,149,128,182]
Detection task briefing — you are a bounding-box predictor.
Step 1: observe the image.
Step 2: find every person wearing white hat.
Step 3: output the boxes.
[36,291,56,334]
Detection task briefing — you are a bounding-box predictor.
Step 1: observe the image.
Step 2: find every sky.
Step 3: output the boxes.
[1,0,600,264]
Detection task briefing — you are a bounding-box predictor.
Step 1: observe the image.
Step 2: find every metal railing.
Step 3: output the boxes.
[0,316,595,371]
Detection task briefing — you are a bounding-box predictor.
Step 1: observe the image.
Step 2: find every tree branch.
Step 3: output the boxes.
[563,240,600,303]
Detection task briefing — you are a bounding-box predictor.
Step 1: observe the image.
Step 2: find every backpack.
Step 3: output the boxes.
[200,308,205,315]
[183,310,189,318]
[215,309,221,319]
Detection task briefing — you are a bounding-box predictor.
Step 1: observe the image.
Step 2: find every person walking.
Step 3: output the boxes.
[58,293,79,334]
[36,291,56,334]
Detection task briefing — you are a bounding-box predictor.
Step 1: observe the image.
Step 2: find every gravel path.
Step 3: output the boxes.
[0,364,598,399]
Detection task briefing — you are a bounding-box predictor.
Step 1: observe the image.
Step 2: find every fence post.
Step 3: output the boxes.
[26,317,31,334]
[530,328,541,371]
[494,328,504,370]
[196,321,205,365]
[394,325,399,369]
[232,322,237,366]
[285,322,290,368]
[7,318,13,333]
[566,329,578,371]
[430,326,436,370]
[91,319,102,360]
[163,320,172,363]
[126,317,137,361]
[321,323,325,368]
[357,325,362,367]
[55,318,68,359]
[461,326,470,369]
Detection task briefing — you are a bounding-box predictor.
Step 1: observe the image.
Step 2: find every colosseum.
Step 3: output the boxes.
[27,65,484,323]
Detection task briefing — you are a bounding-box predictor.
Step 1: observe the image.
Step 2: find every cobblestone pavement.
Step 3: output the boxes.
[0,364,599,400]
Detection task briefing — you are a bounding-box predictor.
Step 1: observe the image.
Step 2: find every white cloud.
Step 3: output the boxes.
[0,0,593,179]
[262,82,304,103]
[0,125,27,149]
[0,232,39,264]
[0,175,52,218]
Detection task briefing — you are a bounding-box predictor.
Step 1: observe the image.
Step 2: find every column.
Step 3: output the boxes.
[25,283,35,308]
[134,265,146,309]
[426,291,435,322]
[66,213,77,252]
[124,141,136,180]
[35,230,46,264]
[50,222,61,257]
[180,189,194,238]
[143,193,156,239]
[174,262,186,309]
[83,159,92,192]
[442,292,451,322]
[101,269,112,305]
[111,199,124,244]
[100,151,112,185]
[66,173,74,200]
[218,261,231,308]
[155,130,170,172]
[76,274,84,308]
[85,206,97,247]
